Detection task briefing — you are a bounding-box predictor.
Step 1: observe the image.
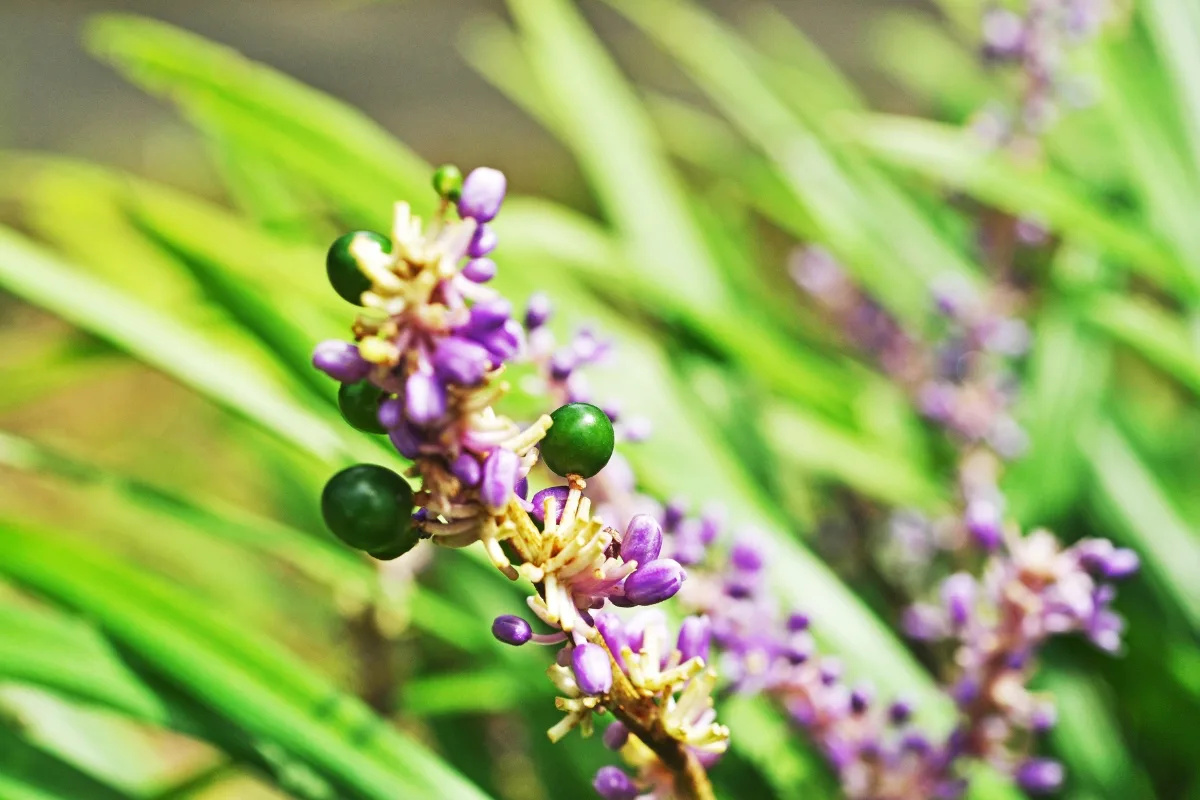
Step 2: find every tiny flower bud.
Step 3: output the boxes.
[457,167,507,222]
[461,257,497,283]
[1015,759,1064,794]
[451,452,482,487]
[377,397,404,430]
[676,615,711,663]
[491,615,532,646]
[433,336,490,386]
[312,340,371,383]
[889,698,914,725]
[623,559,686,606]
[850,684,873,714]
[388,423,420,459]
[572,643,613,695]
[405,372,447,425]
[602,721,629,751]
[525,292,552,329]
[531,486,570,526]
[786,612,811,632]
[481,448,520,512]
[1103,548,1140,580]
[730,540,764,572]
[941,573,976,628]
[620,515,663,568]
[964,498,1003,550]
[592,766,637,800]
[467,223,498,258]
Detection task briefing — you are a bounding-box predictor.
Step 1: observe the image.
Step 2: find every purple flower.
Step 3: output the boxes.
[457,167,507,222]
[481,448,521,512]
[620,515,663,568]
[377,397,404,430]
[462,298,511,336]
[623,559,685,605]
[404,372,447,425]
[312,340,371,383]
[730,540,764,572]
[786,612,810,632]
[433,336,491,386]
[492,615,532,646]
[388,423,420,459]
[573,643,613,695]
[592,766,637,800]
[964,498,1003,550]
[1015,759,1064,794]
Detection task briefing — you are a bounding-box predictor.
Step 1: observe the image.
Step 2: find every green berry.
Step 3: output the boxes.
[368,527,422,561]
[432,164,463,201]
[541,402,615,478]
[321,464,414,551]
[338,381,387,434]
[326,230,390,305]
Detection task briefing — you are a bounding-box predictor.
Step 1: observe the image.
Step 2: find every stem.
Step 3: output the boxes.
[595,638,715,800]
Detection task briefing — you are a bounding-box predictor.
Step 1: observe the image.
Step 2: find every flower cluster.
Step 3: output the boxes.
[313,167,726,799]
[973,0,1112,147]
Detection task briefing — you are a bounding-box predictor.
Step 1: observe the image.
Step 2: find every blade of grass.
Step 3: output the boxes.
[0,520,491,800]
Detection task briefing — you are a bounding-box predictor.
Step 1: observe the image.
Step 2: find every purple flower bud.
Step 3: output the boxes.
[514,477,528,500]
[464,298,512,335]
[819,659,842,686]
[784,634,813,664]
[1031,702,1057,733]
[698,507,724,544]
[312,340,371,383]
[1103,548,1140,580]
[901,731,931,754]
[525,292,552,329]
[377,397,403,430]
[481,448,520,512]
[549,350,575,381]
[593,613,628,671]
[433,336,490,386]
[676,615,711,663]
[730,540,764,572]
[889,699,914,725]
[602,721,629,750]
[1015,759,1064,794]
[850,684,873,714]
[623,559,686,606]
[620,515,663,568]
[902,603,946,641]
[663,498,687,531]
[404,372,447,425]
[786,612,811,632]
[964,498,1003,550]
[457,167,507,222]
[592,766,637,800]
[451,452,482,487]
[530,486,570,526]
[388,423,420,459]
[600,400,621,423]
[572,643,613,695]
[479,320,523,363]
[467,224,498,258]
[461,257,496,283]
[491,615,532,646]
[940,573,976,628]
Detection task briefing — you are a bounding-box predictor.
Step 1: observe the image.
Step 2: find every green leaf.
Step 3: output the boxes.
[1081,293,1200,399]
[0,598,164,723]
[0,520,490,800]
[844,114,1196,299]
[1084,422,1200,630]
[0,722,132,800]
[503,0,729,310]
[401,670,523,717]
[86,14,432,224]
[1139,0,1200,182]
[0,226,349,463]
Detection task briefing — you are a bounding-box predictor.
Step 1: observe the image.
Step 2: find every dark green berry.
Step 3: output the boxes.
[432,164,463,201]
[368,527,421,561]
[326,230,390,305]
[321,464,414,551]
[541,402,615,478]
[338,381,387,434]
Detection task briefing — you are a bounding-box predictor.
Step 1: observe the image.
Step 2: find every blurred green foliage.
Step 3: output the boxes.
[0,1,1198,798]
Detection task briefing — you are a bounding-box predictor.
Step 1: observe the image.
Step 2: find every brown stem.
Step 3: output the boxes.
[346,606,396,714]
[596,640,715,800]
